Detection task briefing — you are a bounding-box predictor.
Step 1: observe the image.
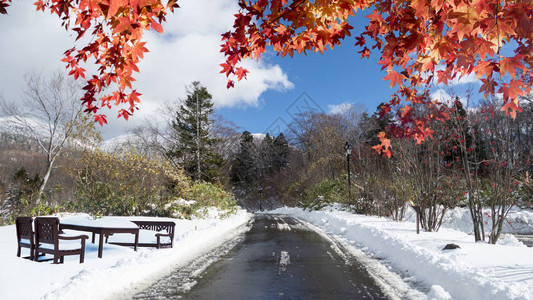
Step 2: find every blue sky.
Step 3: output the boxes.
[218,35,394,135]
[218,10,397,135]
[0,0,478,140]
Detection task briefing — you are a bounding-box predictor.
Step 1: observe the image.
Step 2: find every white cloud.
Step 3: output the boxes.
[432,65,480,86]
[431,89,452,103]
[430,89,468,107]
[0,3,73,101]
[450,72,479,85]
[328,102,354,114]
[0,0,293,139]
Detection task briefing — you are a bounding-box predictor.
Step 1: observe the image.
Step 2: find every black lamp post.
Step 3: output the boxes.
[344,142,352,200]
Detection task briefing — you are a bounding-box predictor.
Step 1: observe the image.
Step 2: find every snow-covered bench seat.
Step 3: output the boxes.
[107,220,175,249]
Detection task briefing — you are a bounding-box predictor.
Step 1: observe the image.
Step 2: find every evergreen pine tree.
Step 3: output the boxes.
[231,131,257,186]
[258,133,274,177]
[166,81,223,182]
[361,104,395,146]
[272,133,289,172]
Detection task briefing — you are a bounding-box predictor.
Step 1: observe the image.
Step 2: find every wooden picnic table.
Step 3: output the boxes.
[59,218,139,258]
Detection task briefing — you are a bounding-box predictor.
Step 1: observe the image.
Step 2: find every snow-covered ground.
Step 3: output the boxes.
[272,205,533,300]
[0,209,253,300]
[441,206,533,235]
[1,205,532,299]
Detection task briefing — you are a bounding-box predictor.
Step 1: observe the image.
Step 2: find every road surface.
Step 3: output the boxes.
[134,214,391,299]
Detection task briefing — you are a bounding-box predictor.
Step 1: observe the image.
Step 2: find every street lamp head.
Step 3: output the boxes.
[344,141,352,156]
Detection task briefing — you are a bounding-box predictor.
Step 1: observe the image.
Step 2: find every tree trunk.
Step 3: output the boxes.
[37,156,55,203]
[196,93,201,182]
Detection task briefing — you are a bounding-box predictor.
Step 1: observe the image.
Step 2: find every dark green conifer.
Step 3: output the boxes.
[166,82,223,182]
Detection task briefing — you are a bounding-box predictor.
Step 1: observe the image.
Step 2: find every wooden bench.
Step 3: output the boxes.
[107,220,175,249]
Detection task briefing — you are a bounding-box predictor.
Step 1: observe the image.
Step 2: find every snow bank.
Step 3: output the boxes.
[442,207,533,235]
[272,206,533,300]
[0,209,252,300]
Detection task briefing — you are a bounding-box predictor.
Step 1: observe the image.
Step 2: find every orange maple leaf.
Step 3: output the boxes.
[108,0,128,18]
[151,20,164,33]
[500,56,525,79]
[500,99,523,119]
[235,67,249,81]
[383,70,405,89]
[372,131,393,158]
[419,56,435,73]
[499,80,525,101]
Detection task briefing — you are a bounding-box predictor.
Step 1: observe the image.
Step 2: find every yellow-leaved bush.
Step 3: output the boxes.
[70,147,189,217]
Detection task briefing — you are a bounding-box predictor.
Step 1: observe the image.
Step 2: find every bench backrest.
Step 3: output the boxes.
[131,221,175,235]
[34,217,60,246]
[16,217,33,241]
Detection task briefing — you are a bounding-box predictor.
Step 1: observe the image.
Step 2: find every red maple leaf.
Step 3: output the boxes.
[94,114,108,126]
[235,67,249,81]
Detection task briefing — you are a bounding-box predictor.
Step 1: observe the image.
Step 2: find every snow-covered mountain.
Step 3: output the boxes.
[1,116,275,156]
[99,134,136,152]
[1,116,131,153]
[252,133,266,141]
[0,116,50,140]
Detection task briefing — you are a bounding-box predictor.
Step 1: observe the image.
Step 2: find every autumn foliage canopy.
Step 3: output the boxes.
[2,0,533,156]
[221,0,533,157]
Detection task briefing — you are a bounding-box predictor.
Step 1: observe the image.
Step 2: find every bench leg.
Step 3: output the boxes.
[80,239,86,263]
[29,246,34,261]
[98,233,104,258]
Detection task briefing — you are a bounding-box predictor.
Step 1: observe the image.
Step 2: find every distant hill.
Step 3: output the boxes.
[0,116,128,153]
[252,133,266,141]
[0,116,51,151]
[0,116,272,156]
[99,134,135,152]
[0,116,49,139]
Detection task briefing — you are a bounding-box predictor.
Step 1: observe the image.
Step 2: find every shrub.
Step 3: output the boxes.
[185,182,237,217]
[302,178,346,211]
[0,167,63,225]
[517,181,533,209]
[71,148,189,217]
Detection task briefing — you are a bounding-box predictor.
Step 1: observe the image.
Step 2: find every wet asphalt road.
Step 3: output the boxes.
[134,214,389,300]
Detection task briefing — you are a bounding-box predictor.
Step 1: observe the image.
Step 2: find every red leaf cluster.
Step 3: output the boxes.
[372,131,392,158]
[0,0,11,14]
[220,0,359,88]
[31,0,173,123]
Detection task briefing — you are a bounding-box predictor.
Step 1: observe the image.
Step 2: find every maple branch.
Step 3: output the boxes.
[265,0,308,26]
